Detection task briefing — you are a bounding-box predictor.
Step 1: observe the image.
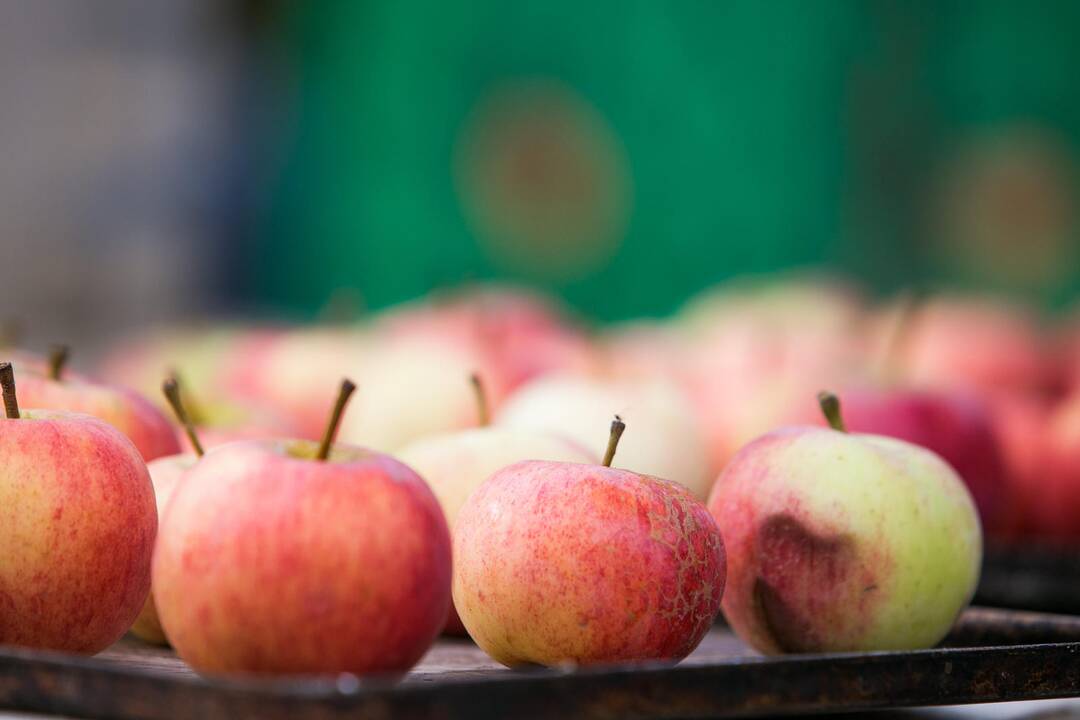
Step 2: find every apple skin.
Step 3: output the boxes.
[1023,394,1080,543]
[708,426,982,654]
[497,375,712,499]
[790,389,1010,536]
[398,428,596,634]
[152,439,452,676]
[14,372,180,462]
[0,409,157,653]
[453,460,726,667]
[130,453,198,645]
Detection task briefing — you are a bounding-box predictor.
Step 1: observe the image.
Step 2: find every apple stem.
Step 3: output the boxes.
[817,391,847,433]
[602,415,626,467]
[47,344,69,382]
[469,372,490,426]
[316,379,357,461]
[162,376,205,458]
[0,362,20,419]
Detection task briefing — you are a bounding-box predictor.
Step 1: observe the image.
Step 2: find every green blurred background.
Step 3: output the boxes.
[254,0,1080,321]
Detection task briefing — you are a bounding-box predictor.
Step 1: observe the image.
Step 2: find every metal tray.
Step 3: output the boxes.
[1,607,1077,719]
[978,544,1080,614]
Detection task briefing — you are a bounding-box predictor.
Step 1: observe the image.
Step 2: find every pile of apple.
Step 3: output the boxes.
[0,277,1072,677]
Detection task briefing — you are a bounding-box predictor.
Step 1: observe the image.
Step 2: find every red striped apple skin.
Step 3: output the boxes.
[152,440,452,676]
[0,410,157,653]
[453,460,726,667]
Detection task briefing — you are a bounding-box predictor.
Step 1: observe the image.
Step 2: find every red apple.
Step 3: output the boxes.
[152,380,452,675]
[453,418,726,667]
[1024,392,1080,543]
[0,362,157,653]
[15,347,180,461]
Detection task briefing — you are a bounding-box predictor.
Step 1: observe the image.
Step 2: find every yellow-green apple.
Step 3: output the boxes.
[788,387,1011,537]
[708,393,982,654]
[453,417,726,667]
[131,378,207,645]
[339,336,506,451]
[497,374,711,499]
[0,362,157,653]
[152,380,452,675]
[397,375,596,634]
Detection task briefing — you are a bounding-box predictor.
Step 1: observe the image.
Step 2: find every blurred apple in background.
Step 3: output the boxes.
[453,417,726,667]
[153,380,453,676]
[893,295,1053,399]
[339,336,506,451]
[0,363,157,654]
[16,347,179,461]
[223,326,370,439]
[709,393,982,654]
[1024,392,1080,543]
[497,374,711,499]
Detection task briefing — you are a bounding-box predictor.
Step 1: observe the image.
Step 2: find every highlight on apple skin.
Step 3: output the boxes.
[453,418,726,667]
[707,393,982,655]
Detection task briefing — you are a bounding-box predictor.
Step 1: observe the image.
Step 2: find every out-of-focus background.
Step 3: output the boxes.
[4,0,1080,343]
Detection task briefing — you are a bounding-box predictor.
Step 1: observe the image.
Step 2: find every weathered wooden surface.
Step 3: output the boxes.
[0,607,1077,720]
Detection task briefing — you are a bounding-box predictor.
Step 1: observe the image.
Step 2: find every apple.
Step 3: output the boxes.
[892,295,1051,399]
[453,417,726,667]
[707,392,982,654]
[152,379,452,675]
[397,374,597,634]
[15,346,180,461]
[0,362,157,653]
[497,374,712,499]
[788,387,1010,536]
[1022,392,1080,543]
[987,394,1052,538]
[338,336,506,452]
[224,326,370,439]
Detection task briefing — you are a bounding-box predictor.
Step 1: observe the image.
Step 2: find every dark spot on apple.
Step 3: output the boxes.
[752,513,857,653]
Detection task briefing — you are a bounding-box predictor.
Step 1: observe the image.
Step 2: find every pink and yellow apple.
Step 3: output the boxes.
[453,418,726,666]
[152,381,452,675]
[0,362,157,653]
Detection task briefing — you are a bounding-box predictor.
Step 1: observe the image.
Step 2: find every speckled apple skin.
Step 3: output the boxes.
[0,410,157,653]
[130,453,198,645]
[453,460,726,667]
[708,426,982,655]
[399,428,595,635]
[15,374,180,461]
[152,440,452,676]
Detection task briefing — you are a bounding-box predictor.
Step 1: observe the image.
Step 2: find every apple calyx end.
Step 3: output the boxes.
[817,391,847,433]
[316,378,357,461]
[602,414,626,467]
[0,362,20,419]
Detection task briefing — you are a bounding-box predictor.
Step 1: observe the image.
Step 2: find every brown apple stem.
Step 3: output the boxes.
[817,391,847,433]
[162,376,205,457]
[0,362,20,419]
[602,415,626,467]
[47,344,70,381]
[469,372,490,426]
[316,379,357,461]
